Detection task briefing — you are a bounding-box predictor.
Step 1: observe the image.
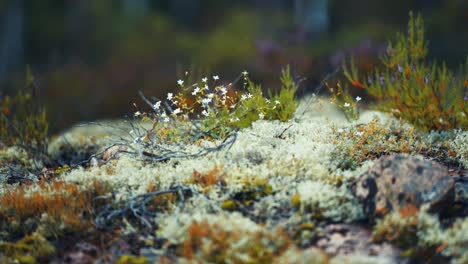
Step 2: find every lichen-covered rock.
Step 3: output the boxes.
[353,154,455,219]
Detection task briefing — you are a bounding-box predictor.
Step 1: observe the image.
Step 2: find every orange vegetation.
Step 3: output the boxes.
[398,204,420,218]
[191,165,226,191]
[0,180,108,231]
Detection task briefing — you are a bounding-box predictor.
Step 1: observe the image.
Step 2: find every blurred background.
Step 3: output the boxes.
[0,0,467,133]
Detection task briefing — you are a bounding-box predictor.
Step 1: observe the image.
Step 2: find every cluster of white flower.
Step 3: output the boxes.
[133,71,285,132]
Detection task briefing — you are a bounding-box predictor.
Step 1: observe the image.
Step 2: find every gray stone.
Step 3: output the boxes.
[353,154,455,219]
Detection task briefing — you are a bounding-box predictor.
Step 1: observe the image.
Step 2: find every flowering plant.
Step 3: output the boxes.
[325,78,363,122]
[129,66,298,161]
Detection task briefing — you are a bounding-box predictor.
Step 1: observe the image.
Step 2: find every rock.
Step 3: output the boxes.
[455,178,468,205]
[353,154,455,220]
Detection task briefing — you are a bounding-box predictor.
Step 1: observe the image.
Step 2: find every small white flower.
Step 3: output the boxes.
[240,94,248,101]
[356,96,362,102]
[161,112,167,117]
[201,110,209,117]
[259,113,265,119]
[207,93,214,98]
[344,102,350,107]
[246,93,253,99]
[163,117,170,122]
[354,131,364,137]
[220,87,227,95]
[273,106,277,109]
[177,79,184,86]
[167,93,173,100]
[202,77,208,83]
[242,70,248,76]
[202,98,212,105]
[172,108,181,115]
[153,101,161,110]
[213,75,219,80]
[274,100,280,105]
[134,111,141,117]
[192,87,200,95]
[266,99,270,104]
[204,84,209,90]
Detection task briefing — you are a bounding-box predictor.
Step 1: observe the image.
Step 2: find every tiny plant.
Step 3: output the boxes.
[325,77,363,122]
[341,12,467,131]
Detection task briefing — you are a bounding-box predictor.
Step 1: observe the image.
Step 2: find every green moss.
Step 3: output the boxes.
[221,199,237,211]
[221,180,273,211]
[0,232,55,263]
[291,194,301,208]
[116,255,149,264]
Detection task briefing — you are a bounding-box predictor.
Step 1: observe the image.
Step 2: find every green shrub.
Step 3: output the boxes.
[340,12,467,131]
[0,68,48,157]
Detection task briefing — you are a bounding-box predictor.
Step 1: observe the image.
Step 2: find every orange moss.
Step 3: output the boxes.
[179,219,291,262]
[398,204,420,218]
[332,118,424,167]
[0,180,109,232]
[191,165,226,191]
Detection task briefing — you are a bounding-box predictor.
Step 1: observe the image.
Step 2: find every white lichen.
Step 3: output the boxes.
[450,129,468,168]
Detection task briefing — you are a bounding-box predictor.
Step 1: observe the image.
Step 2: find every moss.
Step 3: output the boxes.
[0,147,42,173]
[295,180,363,222]
[0,232,55,263]
[442,218,468,264]
[371,207,447,260]
[116,255,149,264]
[291,194,301,208]
[331,118,425,169]
[158,212,293,263]
[0,180,109,239]
[221,199,237,211]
